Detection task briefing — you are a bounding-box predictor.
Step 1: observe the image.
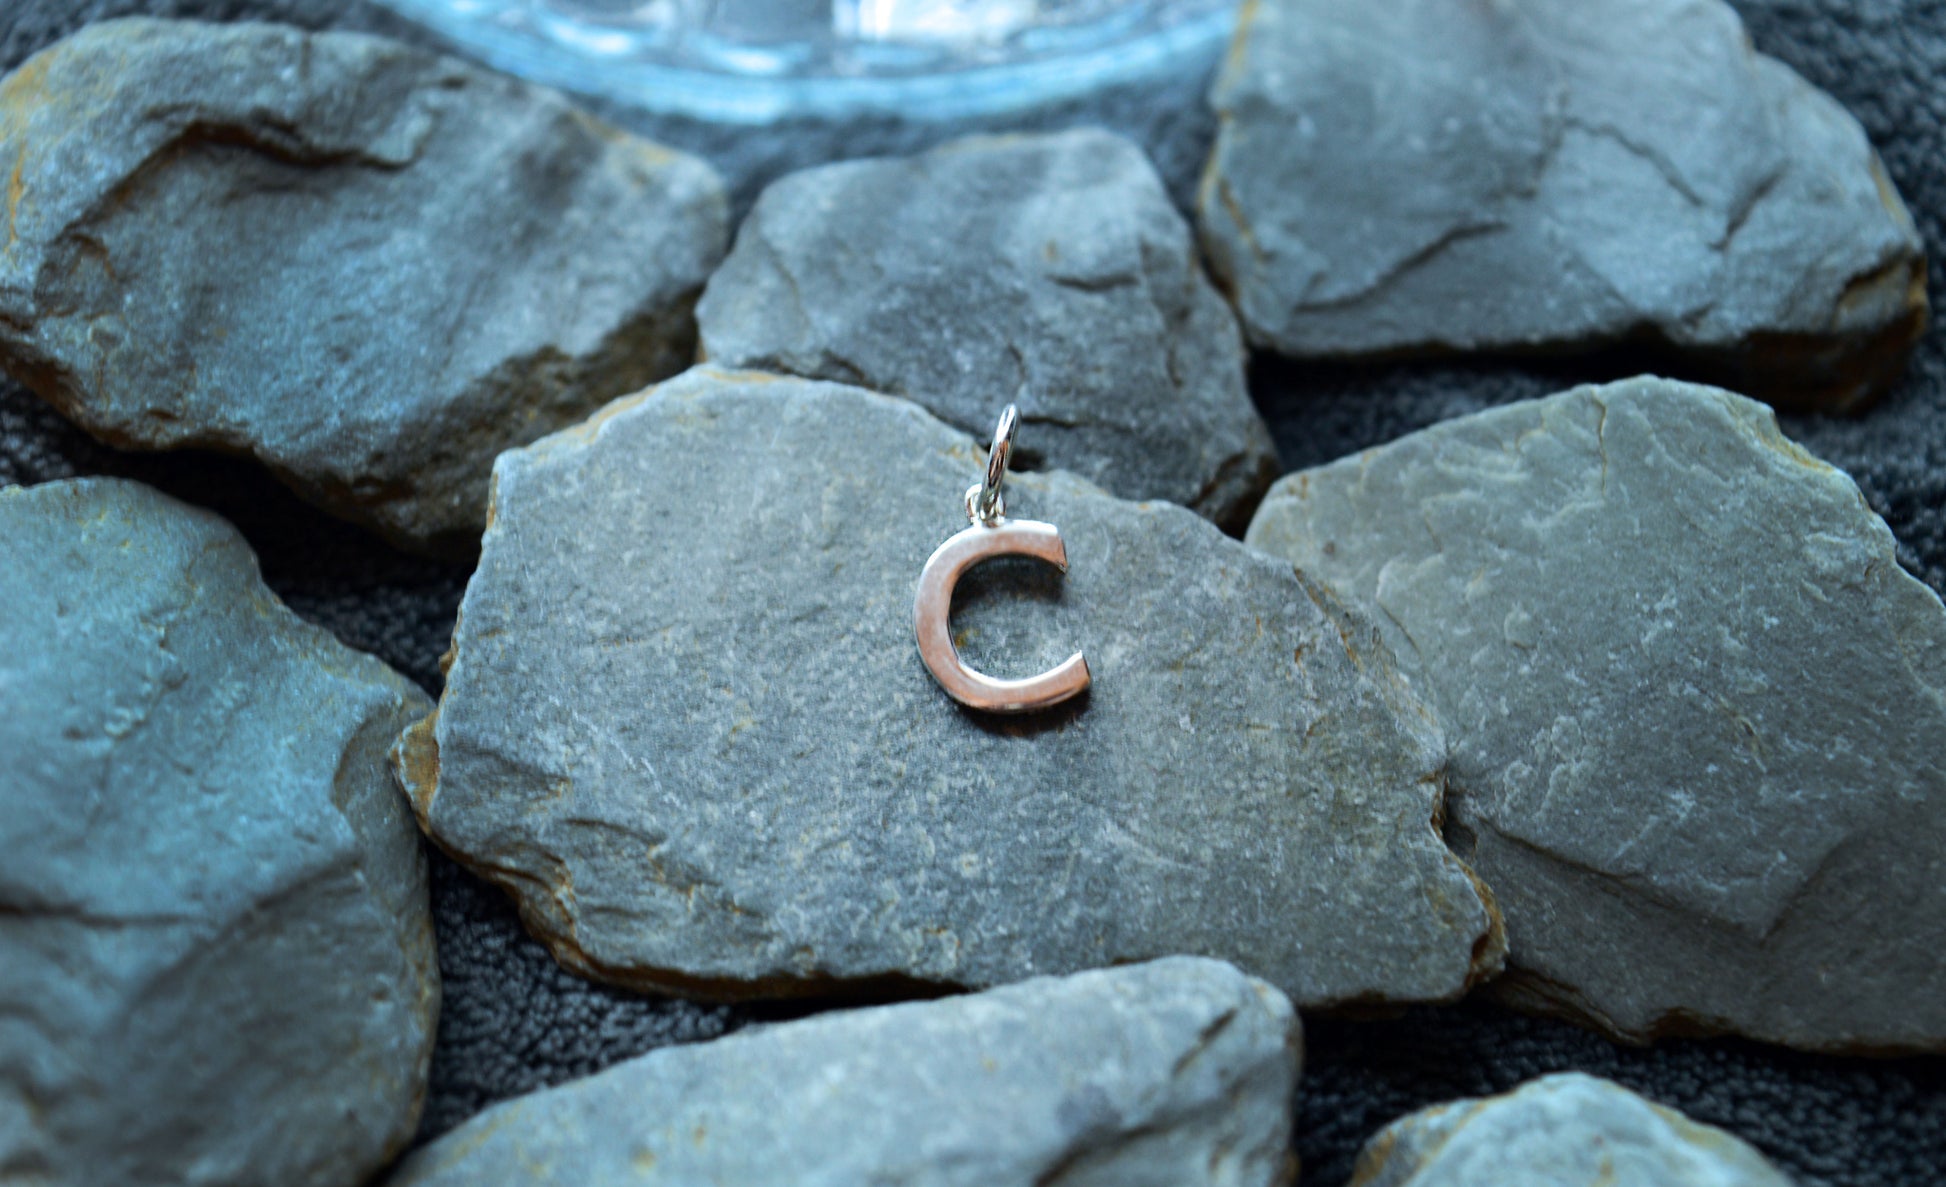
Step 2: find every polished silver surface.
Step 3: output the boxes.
[975,403,1018,523]
[914,519,1091,712]
[916,404,1090,713]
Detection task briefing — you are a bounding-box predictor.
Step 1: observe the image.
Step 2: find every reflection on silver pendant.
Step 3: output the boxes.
[914,404,1091,714]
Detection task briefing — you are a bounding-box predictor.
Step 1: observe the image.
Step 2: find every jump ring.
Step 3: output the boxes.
[974,404,1019,524]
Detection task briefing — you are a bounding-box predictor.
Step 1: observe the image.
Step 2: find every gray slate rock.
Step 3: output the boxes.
[697,130,1278,528]
[0,18,727,553]
[1350,1073,1796,1187]
[1200,0,1927,411]
[396,365,1499,1006]
[0,477,438,1187]
[391,957,1299,1187]
[7,4,1946,1181]
[1247,376,1946,1052]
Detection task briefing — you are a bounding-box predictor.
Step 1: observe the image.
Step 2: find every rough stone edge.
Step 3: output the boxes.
[1288,568,1508,1010]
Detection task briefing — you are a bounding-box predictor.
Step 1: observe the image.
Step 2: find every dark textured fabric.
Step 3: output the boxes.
[1,2,1941,1184]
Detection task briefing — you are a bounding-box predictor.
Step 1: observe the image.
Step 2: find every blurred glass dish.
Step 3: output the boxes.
[375,0,1236,202]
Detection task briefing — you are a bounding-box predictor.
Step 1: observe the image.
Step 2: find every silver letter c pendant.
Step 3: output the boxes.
[914,405,1091,714]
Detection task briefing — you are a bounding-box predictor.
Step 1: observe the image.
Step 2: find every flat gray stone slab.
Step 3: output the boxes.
[0,18,726,553]
[397,365,1499,1007]
[390,957,1298,1187]
[1248,376,1946,1052]
[697,130,1278,527]
[0,477,437,1187]
[1199,0,1927,411]
[1352,1073,1795,1187]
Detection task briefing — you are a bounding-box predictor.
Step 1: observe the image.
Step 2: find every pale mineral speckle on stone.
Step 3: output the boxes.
[1248,375,1946,1052]
[395,364,1499,1007]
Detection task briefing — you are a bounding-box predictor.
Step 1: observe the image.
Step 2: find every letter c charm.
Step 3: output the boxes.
[914,406,1091,714]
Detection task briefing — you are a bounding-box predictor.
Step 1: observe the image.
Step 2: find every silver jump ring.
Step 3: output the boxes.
[918,402,1090,713]
[970,404,1018,525]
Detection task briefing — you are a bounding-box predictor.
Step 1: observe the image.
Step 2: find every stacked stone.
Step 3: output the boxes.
[3,1,1940,1185]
